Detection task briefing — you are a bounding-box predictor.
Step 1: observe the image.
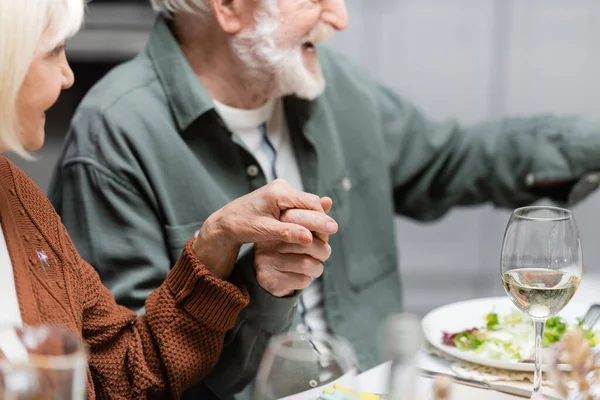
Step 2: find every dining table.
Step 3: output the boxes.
[354,275,600,400]
[357,352,540,400]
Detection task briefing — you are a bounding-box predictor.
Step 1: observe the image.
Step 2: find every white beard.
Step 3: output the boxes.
[230,2,328,100]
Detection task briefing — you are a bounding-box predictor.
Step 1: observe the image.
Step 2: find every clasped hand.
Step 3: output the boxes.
[193,179,337,297]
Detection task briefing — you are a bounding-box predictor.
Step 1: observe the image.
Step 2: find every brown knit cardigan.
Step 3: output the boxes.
[0,156,250,399]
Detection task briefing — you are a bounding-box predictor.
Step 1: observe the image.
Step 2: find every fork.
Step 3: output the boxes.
[580,304,600,330]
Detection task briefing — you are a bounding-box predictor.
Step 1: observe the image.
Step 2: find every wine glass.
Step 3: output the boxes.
[0,325,88,399]
[254,331,360,400]
[500,206,582,399]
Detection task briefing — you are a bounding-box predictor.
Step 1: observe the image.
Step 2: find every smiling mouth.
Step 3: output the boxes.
[302,42,316,52]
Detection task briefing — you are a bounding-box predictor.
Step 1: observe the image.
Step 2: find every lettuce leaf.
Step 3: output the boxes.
[485,312,499,330]
[543,317,567,347]
[454,331,484,351]
[502,310,524,325]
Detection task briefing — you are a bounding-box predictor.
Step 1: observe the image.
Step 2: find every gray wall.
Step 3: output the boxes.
[329,0,600,314]
[10,0,600,315]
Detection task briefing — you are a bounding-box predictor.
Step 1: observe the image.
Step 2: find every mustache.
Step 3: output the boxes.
[303,22,335,44]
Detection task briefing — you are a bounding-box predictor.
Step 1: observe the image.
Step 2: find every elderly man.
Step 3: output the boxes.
[50,0,600,396]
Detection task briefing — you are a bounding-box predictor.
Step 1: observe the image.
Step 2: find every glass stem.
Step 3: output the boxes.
[532,319,546,397]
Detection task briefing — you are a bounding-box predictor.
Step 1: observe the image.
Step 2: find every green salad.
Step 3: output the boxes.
[441,309,598,362]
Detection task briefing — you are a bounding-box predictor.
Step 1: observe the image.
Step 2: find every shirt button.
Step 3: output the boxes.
[342,177,352,191]
[246,165,260,178]
[525,173,535,187]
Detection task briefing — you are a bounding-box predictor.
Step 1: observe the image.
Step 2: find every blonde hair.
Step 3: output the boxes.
[150,0,211,17]
[0,0,84,157]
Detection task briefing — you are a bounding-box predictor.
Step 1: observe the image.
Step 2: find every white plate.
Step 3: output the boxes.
[421,296,594,372]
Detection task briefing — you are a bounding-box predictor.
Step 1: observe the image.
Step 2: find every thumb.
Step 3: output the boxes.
[321,197,333,214]
[316,197,334,243]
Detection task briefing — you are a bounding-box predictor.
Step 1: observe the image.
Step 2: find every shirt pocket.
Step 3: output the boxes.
[327,159,397,291]
[164,221,204,264]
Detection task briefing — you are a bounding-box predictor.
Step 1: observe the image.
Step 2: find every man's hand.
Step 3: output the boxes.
[192,179,336,279]
[254,198,337,297]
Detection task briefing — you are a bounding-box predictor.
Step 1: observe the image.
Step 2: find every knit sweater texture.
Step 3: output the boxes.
[0,156,249,399]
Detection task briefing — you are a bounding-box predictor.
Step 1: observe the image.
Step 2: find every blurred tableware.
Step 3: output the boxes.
[0,325,87,400]
[580,304,600,331]
[547,327,600,400]
[417,368,562,400]
[254,332,360,400]
[383,313,423,400]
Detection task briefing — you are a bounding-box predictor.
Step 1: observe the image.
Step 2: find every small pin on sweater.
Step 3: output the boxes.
[36,250,49,270]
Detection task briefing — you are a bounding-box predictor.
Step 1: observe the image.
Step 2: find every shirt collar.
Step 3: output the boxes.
[146,17,319,134]
[147,17,215,132]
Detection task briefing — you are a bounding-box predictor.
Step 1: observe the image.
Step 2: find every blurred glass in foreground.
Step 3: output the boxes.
[383,313,423,400]
[0,325,87,400]
[254,331,360,400]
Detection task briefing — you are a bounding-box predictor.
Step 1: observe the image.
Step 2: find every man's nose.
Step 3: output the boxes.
[321,0,348,31]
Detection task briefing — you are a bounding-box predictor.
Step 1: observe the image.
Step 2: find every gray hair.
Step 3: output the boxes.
[149,0,212,16]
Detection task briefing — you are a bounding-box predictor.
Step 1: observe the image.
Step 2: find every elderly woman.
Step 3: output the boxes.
[0,0,336,398]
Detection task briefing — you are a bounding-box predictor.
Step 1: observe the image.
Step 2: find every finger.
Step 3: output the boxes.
[313,231,329,243]
[316,197,334,242]
[246,218,313,245]
[269,180,324,212]
[269,253,324,278]
[280,206,335,242]
[255,268,314,297]
[321,197,333,214]
[264,237,332,262]
[280,209,338,235]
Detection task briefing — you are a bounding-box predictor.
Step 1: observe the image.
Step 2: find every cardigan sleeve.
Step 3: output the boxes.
[1,156,249,398]
[76,237,249,399]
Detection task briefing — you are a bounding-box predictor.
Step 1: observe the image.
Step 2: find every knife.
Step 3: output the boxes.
[416,369,563,400]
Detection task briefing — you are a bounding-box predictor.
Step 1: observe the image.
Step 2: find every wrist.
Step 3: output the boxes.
[193,213,240,279]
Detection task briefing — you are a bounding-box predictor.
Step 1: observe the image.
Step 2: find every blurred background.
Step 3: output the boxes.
[10,0,600,316]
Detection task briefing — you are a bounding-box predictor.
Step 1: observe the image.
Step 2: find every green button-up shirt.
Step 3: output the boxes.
[49,17,600,396]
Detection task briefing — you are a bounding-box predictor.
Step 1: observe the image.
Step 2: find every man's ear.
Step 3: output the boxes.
[210,0,248,34]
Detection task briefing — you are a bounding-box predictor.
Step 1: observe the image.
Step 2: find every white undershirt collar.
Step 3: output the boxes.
[213,98,276,132]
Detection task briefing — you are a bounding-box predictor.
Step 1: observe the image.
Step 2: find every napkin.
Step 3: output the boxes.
[424,344,565,398]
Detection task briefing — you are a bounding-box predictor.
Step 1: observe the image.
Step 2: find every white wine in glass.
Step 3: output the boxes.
[502,268,579,318]
[500,206,582,399]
